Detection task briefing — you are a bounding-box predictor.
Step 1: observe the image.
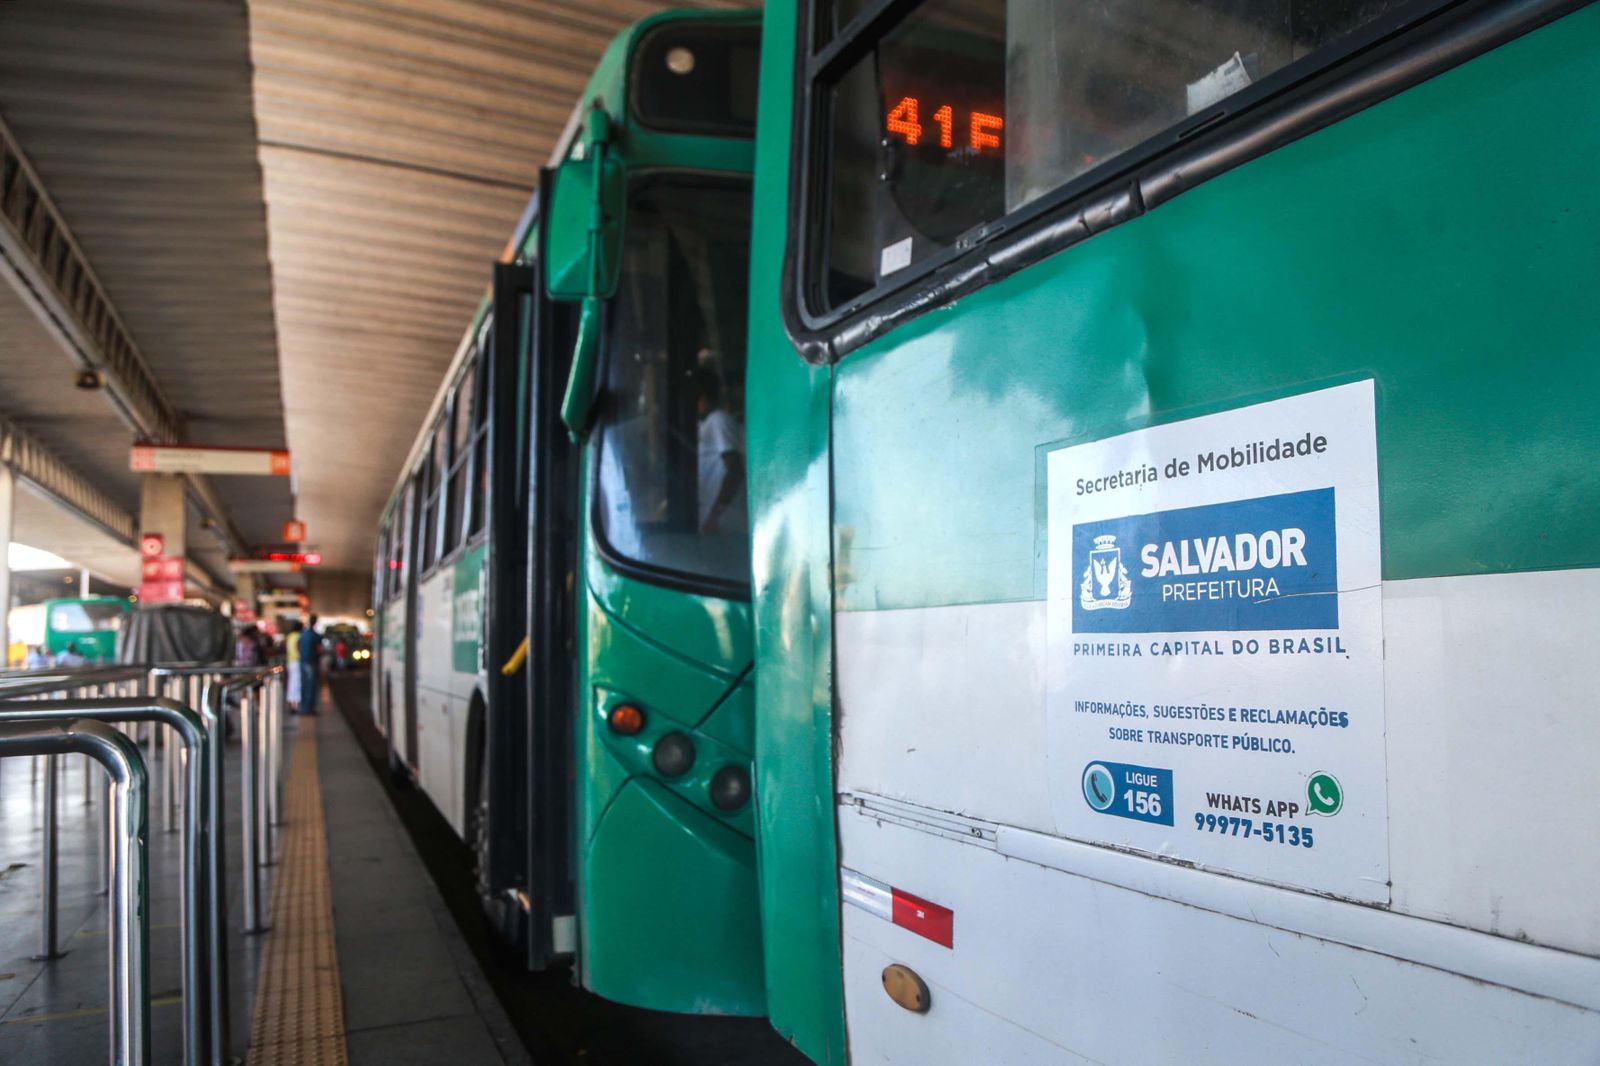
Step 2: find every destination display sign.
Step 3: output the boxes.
[1045,381,1387,902]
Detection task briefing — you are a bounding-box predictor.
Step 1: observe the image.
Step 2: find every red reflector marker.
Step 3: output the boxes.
[890,887,954,948]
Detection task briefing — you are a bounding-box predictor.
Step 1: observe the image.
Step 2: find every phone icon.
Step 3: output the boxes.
[1307,772,1343,816]
[1082,763,1116,812]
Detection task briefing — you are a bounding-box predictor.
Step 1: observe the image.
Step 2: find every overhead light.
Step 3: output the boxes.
[74,369,104,390]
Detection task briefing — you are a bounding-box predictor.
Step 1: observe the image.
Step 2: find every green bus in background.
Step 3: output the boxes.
[43,596,128,663]
[373,10,766,1017]
[7,597,128,665]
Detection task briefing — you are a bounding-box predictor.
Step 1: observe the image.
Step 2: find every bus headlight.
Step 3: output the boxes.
[710,765,750,811]
[652,732,695,778]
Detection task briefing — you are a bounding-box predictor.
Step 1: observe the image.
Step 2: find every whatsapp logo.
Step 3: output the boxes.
[1307,772,1343,816]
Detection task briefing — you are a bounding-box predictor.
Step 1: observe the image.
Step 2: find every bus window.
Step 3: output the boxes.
[446,358,477,549]
[595,175,752,590]
[422,418,448,571]
[375,528,389,605]
[828,0,871,38]
[393,479,415,597]
[815,0,1424,310]
[468,350,489,538]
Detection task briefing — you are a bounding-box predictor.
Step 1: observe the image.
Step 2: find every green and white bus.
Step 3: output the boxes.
[377,0,1600,1060]
[7,596,129,665]
[745,0,1600,1062]
[373,9,766,1015]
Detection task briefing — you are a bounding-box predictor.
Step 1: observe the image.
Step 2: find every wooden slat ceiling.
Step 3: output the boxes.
[252,0,749,576]
[0,0,290,586]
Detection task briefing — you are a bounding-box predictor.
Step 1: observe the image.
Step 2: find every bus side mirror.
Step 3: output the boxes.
[560,296,603,441]
[546,111,623,301]
[552,104,620,442]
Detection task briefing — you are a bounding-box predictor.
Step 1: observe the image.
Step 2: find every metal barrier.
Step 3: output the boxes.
[183,663,285,1066]
[0,661,285,1066]
[0,717,149,1066]
[0,696,208,1066]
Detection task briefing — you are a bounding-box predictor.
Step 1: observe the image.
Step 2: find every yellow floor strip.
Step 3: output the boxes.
[247,723,349,1065]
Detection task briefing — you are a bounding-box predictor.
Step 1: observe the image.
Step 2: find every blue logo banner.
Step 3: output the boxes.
[1072,488,1338,633]
[1082,761,1174,826]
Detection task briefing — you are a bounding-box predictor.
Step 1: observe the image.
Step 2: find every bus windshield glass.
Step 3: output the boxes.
[49,600,124,633]
[818,0,1422,310]
[632,22,761,137]
[596,175,752,591]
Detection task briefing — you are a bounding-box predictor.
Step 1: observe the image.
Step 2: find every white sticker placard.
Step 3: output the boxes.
[1046,381,1387,902]
[879,236,913,276]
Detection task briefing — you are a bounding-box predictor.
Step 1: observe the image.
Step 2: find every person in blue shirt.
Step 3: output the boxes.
[55,641,87,668]
[297,614,323,716]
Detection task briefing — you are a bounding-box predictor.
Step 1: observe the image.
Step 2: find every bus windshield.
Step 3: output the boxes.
[595,174,752,591]
[49,600,124,634]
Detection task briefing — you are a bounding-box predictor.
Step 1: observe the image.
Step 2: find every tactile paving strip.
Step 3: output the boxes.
[247,723,349,1065]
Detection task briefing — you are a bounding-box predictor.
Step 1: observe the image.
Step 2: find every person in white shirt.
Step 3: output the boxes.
[696,365,746,535]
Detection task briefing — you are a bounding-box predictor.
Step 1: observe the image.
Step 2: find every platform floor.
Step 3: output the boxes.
[299,700,526,1065]
[0,690,526,1065]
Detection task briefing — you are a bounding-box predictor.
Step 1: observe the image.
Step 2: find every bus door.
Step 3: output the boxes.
[514,180,581,967]
[402,470,422,771]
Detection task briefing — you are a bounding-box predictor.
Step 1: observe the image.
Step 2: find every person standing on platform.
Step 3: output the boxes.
[24,645,51,669]
[298,614,323,715]
[285,619,303,712]
[235,625,263,667]
[56,641,87,668]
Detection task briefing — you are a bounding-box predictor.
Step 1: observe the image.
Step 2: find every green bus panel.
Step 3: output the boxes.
[830,8,1600,614]
[575,474,766,1014]
[745,3,850,1061]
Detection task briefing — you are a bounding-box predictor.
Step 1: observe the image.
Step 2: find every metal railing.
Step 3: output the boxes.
[0,717,148,1066]
[0,662,286,1066]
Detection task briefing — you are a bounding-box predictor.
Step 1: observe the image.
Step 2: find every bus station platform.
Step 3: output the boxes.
[0,681,528,1065]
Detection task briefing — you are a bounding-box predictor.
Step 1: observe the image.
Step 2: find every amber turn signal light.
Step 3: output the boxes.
[608,703,645,735]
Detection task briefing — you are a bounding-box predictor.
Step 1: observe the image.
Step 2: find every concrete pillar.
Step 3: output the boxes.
[139,473,187,605]
[78,567,91,596]
[0,463,13,650]
[138,472,187,561]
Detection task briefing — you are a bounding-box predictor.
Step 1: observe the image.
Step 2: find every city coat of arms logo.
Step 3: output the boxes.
[1081,534,1132,610]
